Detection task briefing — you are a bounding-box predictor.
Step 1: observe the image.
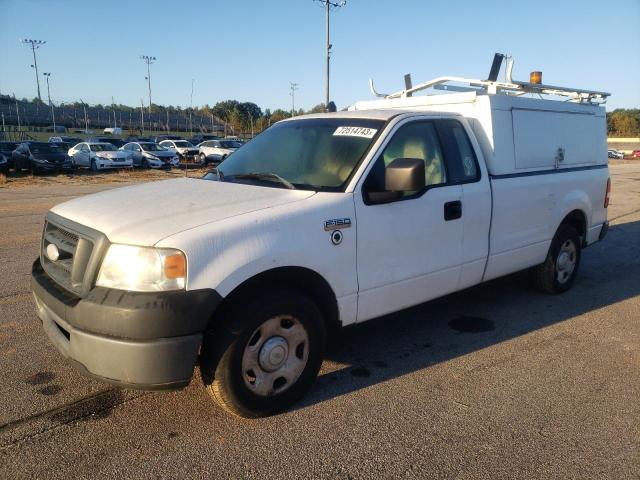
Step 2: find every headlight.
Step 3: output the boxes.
[96,244,186,292]
[148,155,159,161]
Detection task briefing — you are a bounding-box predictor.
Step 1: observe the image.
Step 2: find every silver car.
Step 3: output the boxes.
[121,142,179,169]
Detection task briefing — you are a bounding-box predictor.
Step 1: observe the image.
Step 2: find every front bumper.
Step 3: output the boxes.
[34,162,73,172]
[96,158,133,169]
[31,259,221,389]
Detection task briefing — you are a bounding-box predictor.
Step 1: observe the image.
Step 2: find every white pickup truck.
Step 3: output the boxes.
[31,63,610,417]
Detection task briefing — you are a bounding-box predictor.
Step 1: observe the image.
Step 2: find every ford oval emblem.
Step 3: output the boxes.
[46,243,60,262]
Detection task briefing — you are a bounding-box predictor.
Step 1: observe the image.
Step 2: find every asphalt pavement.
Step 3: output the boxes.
[0,163,638,479]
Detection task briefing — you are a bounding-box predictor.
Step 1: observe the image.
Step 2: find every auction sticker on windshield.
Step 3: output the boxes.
[333,126,378,138]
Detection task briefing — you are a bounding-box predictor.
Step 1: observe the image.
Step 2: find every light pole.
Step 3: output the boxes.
[290,82,299,116]
[79,98,89,133]
[140,55,156,115]
[189,78,194,136]
[20,39,46,101]
[313,1,345,108]
[43,72,55,130]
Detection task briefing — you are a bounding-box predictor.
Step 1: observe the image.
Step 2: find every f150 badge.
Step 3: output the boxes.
[324,218,351,231]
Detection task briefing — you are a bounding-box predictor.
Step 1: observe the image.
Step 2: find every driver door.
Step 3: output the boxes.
[354,119,464,322]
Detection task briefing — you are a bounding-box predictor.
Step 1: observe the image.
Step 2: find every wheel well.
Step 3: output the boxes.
[560,210,587,245]
[215,267,341,331]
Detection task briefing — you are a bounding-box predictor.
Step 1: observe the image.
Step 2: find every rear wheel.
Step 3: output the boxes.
[530,225,581,294]
[200,289,326,418]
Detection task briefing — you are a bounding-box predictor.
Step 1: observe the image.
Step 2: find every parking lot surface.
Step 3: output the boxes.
[0,162,639,479]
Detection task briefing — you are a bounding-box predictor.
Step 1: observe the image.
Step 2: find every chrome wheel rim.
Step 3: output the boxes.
[241,315,309,397]
[556,240,577,284]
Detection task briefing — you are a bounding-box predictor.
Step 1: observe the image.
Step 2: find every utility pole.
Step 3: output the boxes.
[80,98,88,133]
[111,96,116,128]
[313,1,346,108]
[20,39,46,101]
[140,55,156,115]
[289,82,299,116]
[189,78,194,136]
[140,98,145,134]
[43,73,55,130]
[14,95,21,131]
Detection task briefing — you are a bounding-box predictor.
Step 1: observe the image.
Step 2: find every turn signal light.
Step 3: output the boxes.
[164,253,186,279]
[604,177,611,208]
[530,71,542,84]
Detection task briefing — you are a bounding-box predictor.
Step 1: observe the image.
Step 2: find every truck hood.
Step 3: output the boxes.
[51,178,316,245]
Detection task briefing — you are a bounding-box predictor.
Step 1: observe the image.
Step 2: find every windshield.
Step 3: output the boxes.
[174,141,194,148]
[216,118,383,190]
[91,143,116,151]
[30,143,64,154]
[141,143,167,152]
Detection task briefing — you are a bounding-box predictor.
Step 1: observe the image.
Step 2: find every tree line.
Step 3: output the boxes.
[2,94,637,137]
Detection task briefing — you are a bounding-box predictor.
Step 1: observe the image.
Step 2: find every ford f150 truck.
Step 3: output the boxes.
[31,59,610,417]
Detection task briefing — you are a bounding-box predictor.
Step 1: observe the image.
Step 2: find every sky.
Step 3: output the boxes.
[0,0,638,112]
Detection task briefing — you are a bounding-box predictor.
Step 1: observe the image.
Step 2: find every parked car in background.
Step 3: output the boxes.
[0,141,20,169]
[190,134,220,145]
[607,149,624,159]
[11,141,72,173]
[159,139,199,162]
[197,139,242,165]
[632,150,640,159]
[87,137,126,149]
[121,142,178,169]
[152,134,184,143]
[104,127,123,135]
[49,136,83,146]
[68,142,132,171]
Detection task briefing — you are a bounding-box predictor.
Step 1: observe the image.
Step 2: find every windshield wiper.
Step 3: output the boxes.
[231,172,296,190]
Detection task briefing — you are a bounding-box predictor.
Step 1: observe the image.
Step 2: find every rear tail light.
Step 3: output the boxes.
[604,177,611,208]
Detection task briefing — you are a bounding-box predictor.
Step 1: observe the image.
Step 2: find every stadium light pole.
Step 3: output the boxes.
[42,73,55,130]
[189,78,194,136]
[313,1,345,108]
[289,82,299,116]
[20,39,46,101]
[141,55,156,115]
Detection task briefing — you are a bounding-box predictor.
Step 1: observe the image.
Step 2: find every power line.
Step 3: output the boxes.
[20,38,46,101]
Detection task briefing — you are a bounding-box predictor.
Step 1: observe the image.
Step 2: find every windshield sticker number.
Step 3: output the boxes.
[333,126,378,138]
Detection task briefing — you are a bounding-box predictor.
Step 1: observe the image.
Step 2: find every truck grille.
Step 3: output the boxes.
[41,221,94,295]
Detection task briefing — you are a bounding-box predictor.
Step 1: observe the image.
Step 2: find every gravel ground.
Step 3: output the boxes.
[0,162,638,479]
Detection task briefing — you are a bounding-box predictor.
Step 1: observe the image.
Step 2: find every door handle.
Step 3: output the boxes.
[444,200,462,221]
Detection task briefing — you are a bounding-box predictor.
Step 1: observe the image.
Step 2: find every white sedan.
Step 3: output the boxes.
[68,142,133,171]
[197,139,242,165]
[158,140,199,163]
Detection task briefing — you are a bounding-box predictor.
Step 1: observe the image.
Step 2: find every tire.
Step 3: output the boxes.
[199,153,207,166]
[530,225,581,294]
[142,159,149,169]
[91,159,98,172]
[200,288,326,418]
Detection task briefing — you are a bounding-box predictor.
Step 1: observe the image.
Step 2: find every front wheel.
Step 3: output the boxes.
[90,159,98,172]
[530,225,581,294]
[199,153,207,166]
[200,289,326,418]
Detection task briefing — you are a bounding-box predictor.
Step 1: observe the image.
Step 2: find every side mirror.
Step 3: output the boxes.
[385,158,425,192]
